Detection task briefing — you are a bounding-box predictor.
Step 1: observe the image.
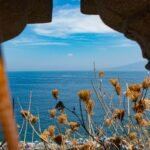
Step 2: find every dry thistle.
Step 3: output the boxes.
[54,134,66,145]
[142,98,150,111]
[99,71,105,77]
[132,100,147,113]
[57,113,67,124]
[20,110,30,118]
[81,141,95,150]
[48,126,55,137]
[86,99,94,115]
[78,90,91,104]
[71,138,77,145]
[115,83,121,95]
[66,129,72,136]
[105,118,113,127]
[134,113,143,125]
[110,79,119,87]
[142,119,150,127]
[142,77,150,89]
[113,109,125,121]
[128,84,142,92]
[69,122,80,131]
[29,115,38,124]
[128,132,137,140]
[52,89,59,100]
[40,130,49,142]
[110,137,121,148]
[126,90,141,102]
[49,109,56,119]
[110,79,121,95]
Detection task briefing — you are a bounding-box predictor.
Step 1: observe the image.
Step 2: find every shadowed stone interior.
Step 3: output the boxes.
[0,0,52,43]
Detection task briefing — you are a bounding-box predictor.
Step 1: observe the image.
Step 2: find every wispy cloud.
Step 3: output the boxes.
[67,53,73,57]
[9,38,69,46]
[110,41,138,48]
[33,7,114,38]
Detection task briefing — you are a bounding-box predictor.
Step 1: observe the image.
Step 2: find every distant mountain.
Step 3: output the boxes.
[106,61,147,71]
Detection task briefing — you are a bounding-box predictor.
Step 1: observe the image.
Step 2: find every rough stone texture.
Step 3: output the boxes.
[81,0,150,70]
[0,0,52,43]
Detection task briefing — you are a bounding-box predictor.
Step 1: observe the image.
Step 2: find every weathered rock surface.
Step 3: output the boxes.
[81,0,150,70]
[0,0,52,43]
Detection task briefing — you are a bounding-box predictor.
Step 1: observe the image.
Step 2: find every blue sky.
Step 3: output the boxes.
[3,0,145,71]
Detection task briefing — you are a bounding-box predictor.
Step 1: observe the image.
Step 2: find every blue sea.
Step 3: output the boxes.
[0,71,149,141]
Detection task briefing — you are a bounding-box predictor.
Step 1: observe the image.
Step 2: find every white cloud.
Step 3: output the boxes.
[10,38,69,46]
[67,53,73,57]
[33,7,114,38]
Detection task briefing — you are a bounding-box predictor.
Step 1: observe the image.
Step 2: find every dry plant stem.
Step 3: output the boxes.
[32,129,34,143]
[0,47,18,150]
[138,126,146,147]
[90,119,96,137]
[93,62,100,89]
[91,118,106,137]
[91,80,107,115]
[65,105,106,148]
[87,114,92,140]
[91,80,120,136]
[23,92,32,146]
[126,84,130,134]
[19,119,25,136]
[79,99,107,150]
[23,120,28,147]
[28,91,32,111]
[17,98,49,144]
[37,109,42,133]
[93,80,128,138]
[75,131,86,138]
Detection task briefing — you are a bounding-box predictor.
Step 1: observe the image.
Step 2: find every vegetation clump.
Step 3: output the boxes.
[8,70,150,150]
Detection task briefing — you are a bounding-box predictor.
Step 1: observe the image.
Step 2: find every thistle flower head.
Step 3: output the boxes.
[66,129,72,136]
[29,115,38,124]
[115,83,121,96]
[110,79,121,95]
[57,113,67,124]
[126,90,140,102]
[110,79,119,87]
[20,110,30,118]
[52,89,59,100]
[134,113,143,125]
[69,122,80,131]
[128,84,142,92]
[142,98,150,111]
[49,109,56,119]
[55,101,64,112]
[99,71,105,77]
[142,119,150,127]
[105,118,113,127]
[128,132,137,140]
[54,134,66,145]
[48,126,55,137]
[71,138,77,145]
[142,77,150,89]
[43,130,50,137]
[110,137,121,148]
[132,101,146,113]
[85,99,94,115]
[113,109,125,121]
[81,141,95,150]
[78,90,91,104]
[40,130,49,142]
